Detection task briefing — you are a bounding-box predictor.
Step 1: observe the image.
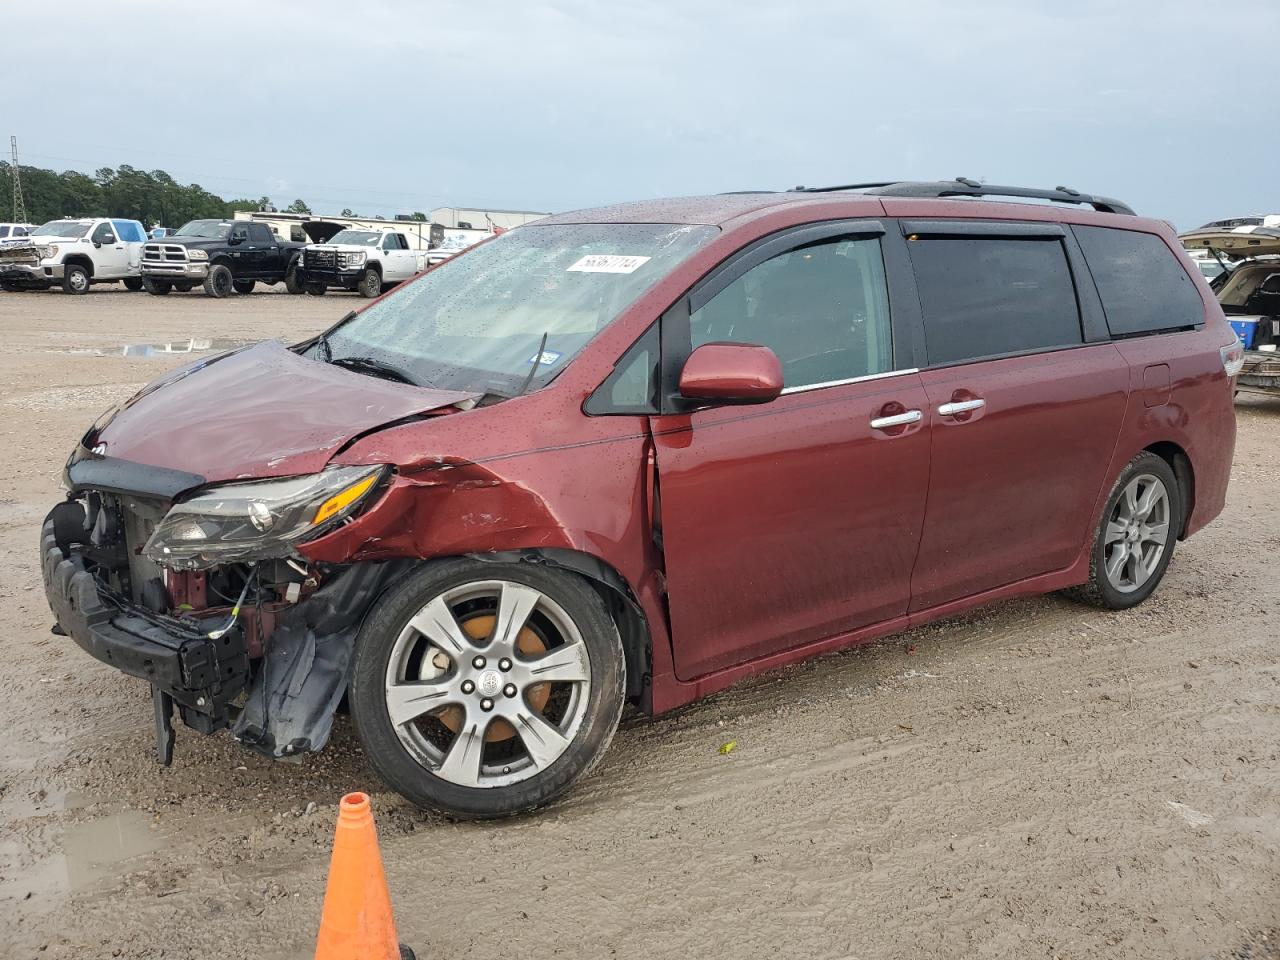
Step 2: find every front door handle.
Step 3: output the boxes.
[870,409,922,430]
[938,398,985,417]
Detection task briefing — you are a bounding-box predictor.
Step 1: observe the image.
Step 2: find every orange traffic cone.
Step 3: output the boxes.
[315,792,414,960]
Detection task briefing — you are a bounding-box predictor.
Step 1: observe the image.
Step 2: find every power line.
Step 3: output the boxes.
[10,136,26,222]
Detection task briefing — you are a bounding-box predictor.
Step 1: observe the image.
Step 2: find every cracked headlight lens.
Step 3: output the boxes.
[143,464,386,568]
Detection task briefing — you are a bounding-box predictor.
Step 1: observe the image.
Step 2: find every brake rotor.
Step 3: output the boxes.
[436,613,551,743]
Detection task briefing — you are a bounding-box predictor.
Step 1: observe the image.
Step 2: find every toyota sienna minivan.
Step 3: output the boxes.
[41,180,1239,818]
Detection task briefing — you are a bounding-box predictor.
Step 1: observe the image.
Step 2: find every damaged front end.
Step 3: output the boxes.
[41,449,405,765]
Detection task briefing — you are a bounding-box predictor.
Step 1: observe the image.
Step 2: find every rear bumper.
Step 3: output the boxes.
[40,515,248,731]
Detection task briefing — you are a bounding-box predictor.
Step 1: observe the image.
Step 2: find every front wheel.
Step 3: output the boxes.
[203,264,234,298]
[1068,451,1181,610]
[357,268,382,299]
[122,277,143,292]
[62,264,90,295]
[284,265,303,294]
[349,560,626,819]
[141,277,172,296]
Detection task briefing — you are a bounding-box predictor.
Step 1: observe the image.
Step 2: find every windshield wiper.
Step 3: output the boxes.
[515,331,550,397]
[330,355,423,386]
[313,312,356,362]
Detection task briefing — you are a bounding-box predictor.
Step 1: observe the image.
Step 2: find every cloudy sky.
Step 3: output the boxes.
[4,0,1276,228]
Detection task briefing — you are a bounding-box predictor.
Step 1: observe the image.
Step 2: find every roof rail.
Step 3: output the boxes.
[789,178,1135,216]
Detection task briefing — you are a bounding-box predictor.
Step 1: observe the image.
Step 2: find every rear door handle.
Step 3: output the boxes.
[938,398,985,416]
[870,409,922,430]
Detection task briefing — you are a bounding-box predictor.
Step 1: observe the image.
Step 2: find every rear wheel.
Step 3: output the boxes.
[350,560,626,819]
[1068,451,1181,610]
[203,264,234,298]
[357,267,382,299]
[62,263,90,295]
[141,277,172,296]
[122,277,143,292]
[284,264,303,294]
[232,279,255,295]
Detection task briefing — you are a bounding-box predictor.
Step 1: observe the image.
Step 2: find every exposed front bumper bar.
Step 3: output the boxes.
[141,261,209,279]
[40,514,249,733]
[0,261,64,281]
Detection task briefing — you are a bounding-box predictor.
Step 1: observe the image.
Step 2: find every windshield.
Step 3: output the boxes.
[328,230,381,246]
[319,222,718,395]
[174,220,231,239]
[34,221,91,239]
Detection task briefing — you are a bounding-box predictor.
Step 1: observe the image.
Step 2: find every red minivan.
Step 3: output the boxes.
[41,180,1239,817]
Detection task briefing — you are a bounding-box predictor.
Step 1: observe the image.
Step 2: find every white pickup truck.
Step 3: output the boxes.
[0,218,148,294]
[297,228,427,298]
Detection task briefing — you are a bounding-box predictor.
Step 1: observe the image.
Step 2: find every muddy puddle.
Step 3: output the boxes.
[51,337,249,359]
[0,802,166,908]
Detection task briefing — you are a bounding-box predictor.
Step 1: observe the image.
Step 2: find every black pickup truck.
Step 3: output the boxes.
[139,220,305,297]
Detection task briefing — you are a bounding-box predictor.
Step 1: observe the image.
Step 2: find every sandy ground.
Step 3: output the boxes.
[0,284,1277,960]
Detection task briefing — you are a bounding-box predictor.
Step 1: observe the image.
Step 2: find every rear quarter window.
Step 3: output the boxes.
[1074,226,1203,337]
[908,236,1083,366]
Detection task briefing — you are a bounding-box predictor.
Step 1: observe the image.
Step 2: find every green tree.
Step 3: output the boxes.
[409,211,428,221]
[285,198,311,214]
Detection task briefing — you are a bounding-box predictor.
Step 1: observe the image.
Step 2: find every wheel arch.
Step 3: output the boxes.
[1143,440,1195,539]
[63,254,94,277]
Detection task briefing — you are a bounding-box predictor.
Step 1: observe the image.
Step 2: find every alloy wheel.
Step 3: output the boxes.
[1103,473,1170,593]
[383,579,592,789]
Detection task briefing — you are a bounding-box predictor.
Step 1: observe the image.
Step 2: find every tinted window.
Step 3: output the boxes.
[13,226,27,237]
[1074,226,1203,336]
[0,227,8,238]
[249,223,273,243]
[91,223,116,244]
[689,236,893,389]
[909,237,1081,365]
[290,225,306,242]
[231,225,250,242]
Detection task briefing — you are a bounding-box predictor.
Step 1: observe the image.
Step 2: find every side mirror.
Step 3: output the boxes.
[678,342,783,406]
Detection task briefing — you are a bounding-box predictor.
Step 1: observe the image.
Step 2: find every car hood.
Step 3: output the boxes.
[1181,225,1280,258]
[160,236,225,248]
[94,340,480,484]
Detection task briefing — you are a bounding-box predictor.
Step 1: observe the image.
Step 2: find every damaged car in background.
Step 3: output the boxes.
[1181,218,1280,397]
[43,180,1237,818]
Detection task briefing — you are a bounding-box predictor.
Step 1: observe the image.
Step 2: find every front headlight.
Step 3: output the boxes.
[39,244,58,259]
[187,248,209,261]
[339,250,366,267]
[143,464,386,568]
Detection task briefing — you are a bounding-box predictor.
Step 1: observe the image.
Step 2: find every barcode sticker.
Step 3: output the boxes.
[567,254,651,274]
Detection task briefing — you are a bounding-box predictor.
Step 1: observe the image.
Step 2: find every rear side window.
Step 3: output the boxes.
[908,237,1082,365]
[1074,226,1203,337]
[249,224,273,243]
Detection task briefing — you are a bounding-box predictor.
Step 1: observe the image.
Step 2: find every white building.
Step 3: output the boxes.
[430,207,549,230]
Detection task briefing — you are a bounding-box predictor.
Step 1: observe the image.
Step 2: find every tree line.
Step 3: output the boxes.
[0,161,314,227]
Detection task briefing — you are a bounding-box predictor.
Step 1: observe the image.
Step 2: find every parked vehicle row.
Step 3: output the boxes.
[0,217,487,297]
[40,179,1238,818]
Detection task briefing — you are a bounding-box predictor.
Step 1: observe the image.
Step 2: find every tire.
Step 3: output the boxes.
[232,279,256,295]
[350,559,626,819]
[0,280,21,292]
[1067,451,1182,610]
[284,265,303,295]
[122,277,143,292]
[175,282,193,292]
[141,277,172,296]
[203,263,234,298]
[357,267,382,299]
[304,281,327,296]
[62,263,91,295]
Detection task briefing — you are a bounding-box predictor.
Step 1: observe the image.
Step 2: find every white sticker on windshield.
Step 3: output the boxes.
[528,349,562,366]
[567,254,651,274]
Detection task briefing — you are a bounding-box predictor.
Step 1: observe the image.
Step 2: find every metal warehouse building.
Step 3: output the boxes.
[429,207,549,230]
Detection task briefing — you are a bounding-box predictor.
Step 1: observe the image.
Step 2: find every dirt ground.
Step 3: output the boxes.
[0,284,1277,960]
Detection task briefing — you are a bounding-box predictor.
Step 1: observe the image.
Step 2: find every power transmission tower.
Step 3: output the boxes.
[10,136,26,222]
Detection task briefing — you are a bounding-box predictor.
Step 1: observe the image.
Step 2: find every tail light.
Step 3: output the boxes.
[1221,338,1245,378]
